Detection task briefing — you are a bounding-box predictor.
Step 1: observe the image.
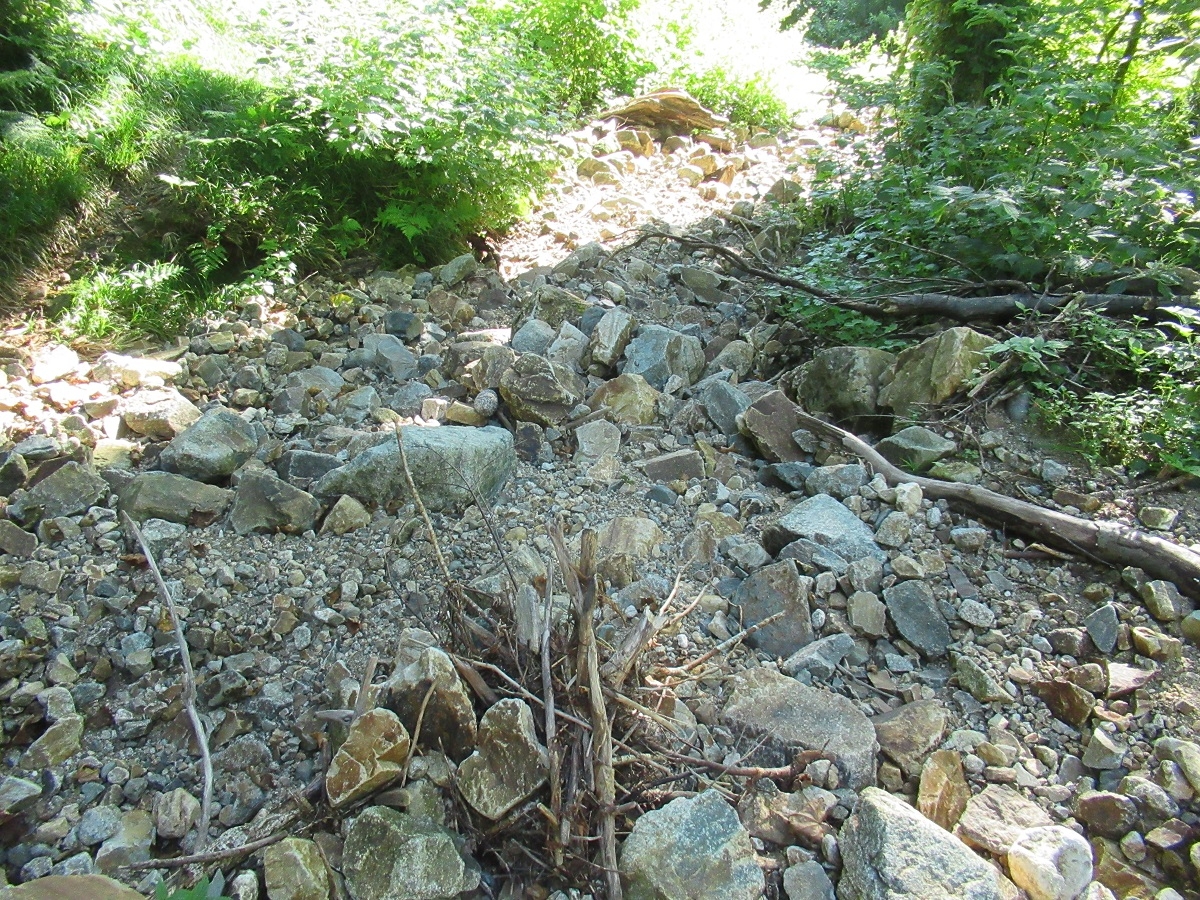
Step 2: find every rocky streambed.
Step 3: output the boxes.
[1,100,1199,900]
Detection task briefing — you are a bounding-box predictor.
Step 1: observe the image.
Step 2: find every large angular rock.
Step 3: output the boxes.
[876,426,957,471]
[19,714,83,768]
[589,307,636,368]
[697,378,751,437]
[765,493,885,563]
[883,580,951,658]
[119,472,233,525]
[597,515,664,588]
[919,750,971,831]
[517,284,592,331]
[499,353,585,425]
[157,408,259,482]
[732,559,814,658]
[589,373,661,425]
[838,787,1003,900]
[230,466,321,535]
[791,346,895,420]
[720,667,876,789]
[873,700,948,778]
[326,708,411,808]
[620,790,763,900]
[6,461,107,526]
[342,806,481,900]
[386,637,477,762]
[1007,825,1094,900]
[94,809,154,874]
[458,699,548,820]
[263,837,332,900]
[740,389,811,462]
[0,776,42,815]
[956,784,1053,855]
[314,425,515,513]
[878,327,996,418]
[622,324,704,390]
[363,333,419,381]
[120,387,201,439]
[91,352,182,388]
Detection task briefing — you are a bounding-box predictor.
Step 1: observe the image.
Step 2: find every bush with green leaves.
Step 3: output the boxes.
[760,0,906,48]
[677,67,792,129]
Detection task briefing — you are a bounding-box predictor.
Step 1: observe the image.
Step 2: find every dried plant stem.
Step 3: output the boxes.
[122,513,213,851]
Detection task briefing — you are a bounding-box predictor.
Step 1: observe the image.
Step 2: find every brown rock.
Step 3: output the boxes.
[955,784,1053,855]
[0,875,144,899]
[1105,663,1155,697]
[739,390,810,462]
[919,750,971,831]
[873,700,948,779]
[326,709,411,808]
[1093,836,1163,898]
[1075,791,1140,838]
[1034,678,1096,728]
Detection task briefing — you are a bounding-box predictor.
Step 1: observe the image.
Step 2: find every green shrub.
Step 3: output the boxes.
[762,0,906,48]
[678,67,791,129]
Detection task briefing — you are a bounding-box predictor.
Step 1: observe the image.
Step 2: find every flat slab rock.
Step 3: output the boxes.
[720,667,877,789]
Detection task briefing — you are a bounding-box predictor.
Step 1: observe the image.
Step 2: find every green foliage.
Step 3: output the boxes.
[760,0,907,48]
[54,260,207,340]
[155,877,224,900]
[678,67,792,129]
[473,0,651,114]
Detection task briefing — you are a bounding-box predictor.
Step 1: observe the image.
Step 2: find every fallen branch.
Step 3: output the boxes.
[792,411,1200,599]
[620,230,1169,323]
[550,521,621,900]
[123,513,213,851]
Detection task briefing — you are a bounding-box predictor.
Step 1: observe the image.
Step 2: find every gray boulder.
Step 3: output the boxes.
[732,559,814,658]
[511,318,556,355]
[458,699,549,820]
[440,253,478,286]
[878,327,995,418]
[499,353,585,425]
[589,307,636,369]
[229,466,322,535]
[839,787,1002,900]
[6,461,107,526]
[619,790,763,900]
[791,346,895,420]
[121,388,201,439]
[386,636,477,762]
[363,333,419,381]
[623,325,704,390]
[342,806,480,900]
[119,472,232,526]
[158,408,258,482]
[720,667,877,789]
[883,580,951,658]
[876,426,957,471]
[314,425,515,513]
[697,378,751,437]
[764,493,885,563]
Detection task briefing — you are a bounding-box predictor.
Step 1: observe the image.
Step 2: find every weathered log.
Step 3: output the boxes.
[793,411,1200,600]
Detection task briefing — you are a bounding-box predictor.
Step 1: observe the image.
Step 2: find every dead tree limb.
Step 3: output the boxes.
[620,230,1170,323]
[792,411,1200,599]
[123,513,213,851]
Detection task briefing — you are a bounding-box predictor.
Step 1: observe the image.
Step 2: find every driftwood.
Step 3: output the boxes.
[123,513,214,851]
[624,231,1173,323]
[792,411,1200,600]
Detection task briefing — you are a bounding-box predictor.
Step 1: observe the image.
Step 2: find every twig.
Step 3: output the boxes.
[395,427,451,582]
[401,681,436,788]
[352,656,378,720]
[541,551,563,868]
[122,513,213,851]
[124,825,297,870]
[660,610,785,676]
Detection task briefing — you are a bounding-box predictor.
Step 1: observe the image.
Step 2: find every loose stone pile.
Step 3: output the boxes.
[1,98,1198,900]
